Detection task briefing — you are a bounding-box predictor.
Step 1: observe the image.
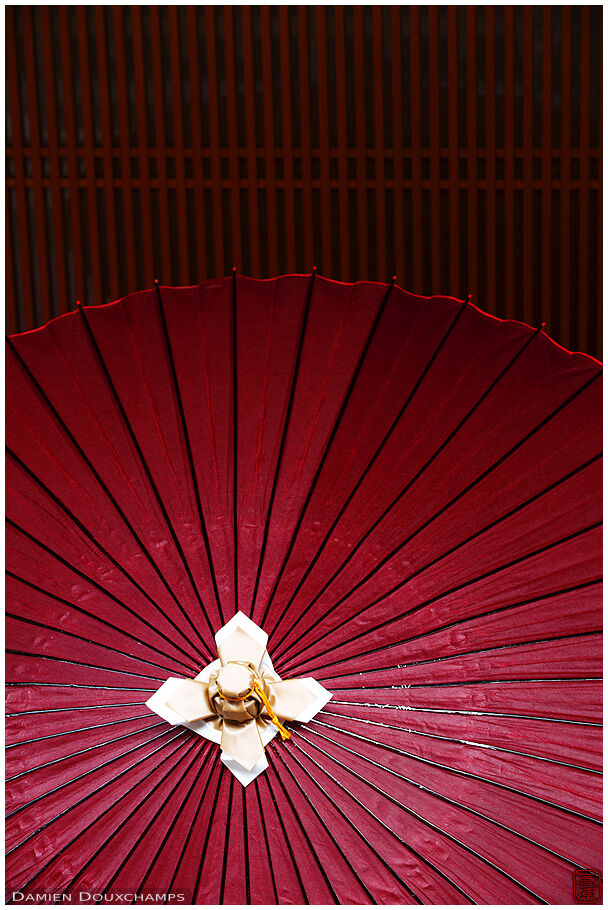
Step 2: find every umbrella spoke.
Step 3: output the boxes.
[249,268,316,618]
[275,372,601,668]
[7,450,201,673]
[292,734,550,903]
[257,278,396,629]
[284,523,601,674]
[7,520,202,673]
[7,609,197,678]
[76,302,216,656]
[310,718,601,824]
[64,741,209,899]
[7,726,178,819]
[276,739,472,904]
[7,337,209,665]
[304,724,594,867]
[155,282,225,626]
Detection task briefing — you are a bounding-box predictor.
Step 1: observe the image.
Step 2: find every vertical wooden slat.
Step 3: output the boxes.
[297,6,314,268]
[204,6,225,276]
[5,7,601,358]
[578,7,590,354]
[131,7,154,285]
[94,5,121,299]
[186,6,207,279]
[504,6,515,319]
[315,7,332,276]
[390,7,403,282]
[6,194,18,334]
[447,6,459,293]
[168,6,189,282]
[40,6,68,316]
[522,6,534,328]
[409,7,422,292]
[58,6,85,302]
[541,7,552,333]
[279,7,296,272]
[260,7,279,277]
[241,7,260,276]
[485,6,496,316]
[372,6,386,280]
[559,6,572,347]
[149,7,172,282]
[75,6,102,303]
[223,6,242,272]
[428,7,441,293]
[466,7,478,304]
[22,7,52,323]
[112,6,137,290]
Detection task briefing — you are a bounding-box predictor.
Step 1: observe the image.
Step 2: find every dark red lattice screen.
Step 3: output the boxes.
[5,6,602,356]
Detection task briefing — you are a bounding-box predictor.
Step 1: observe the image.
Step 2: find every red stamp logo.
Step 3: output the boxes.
[573,871,602,904]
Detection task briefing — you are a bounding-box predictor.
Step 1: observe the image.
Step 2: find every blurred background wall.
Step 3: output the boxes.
[5,6,602,357]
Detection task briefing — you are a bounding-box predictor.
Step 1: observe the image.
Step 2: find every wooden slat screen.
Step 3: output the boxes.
[6,6,602,357]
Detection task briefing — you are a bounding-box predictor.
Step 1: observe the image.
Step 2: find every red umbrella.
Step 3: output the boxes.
[6,272,602,904]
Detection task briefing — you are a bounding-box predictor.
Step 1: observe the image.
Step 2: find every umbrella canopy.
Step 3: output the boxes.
[6,273,602,905]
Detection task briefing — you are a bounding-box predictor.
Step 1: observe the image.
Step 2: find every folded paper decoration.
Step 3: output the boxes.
[146,612,331,785]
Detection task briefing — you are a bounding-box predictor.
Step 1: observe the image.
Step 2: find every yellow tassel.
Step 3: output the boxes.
[252,680,291,741]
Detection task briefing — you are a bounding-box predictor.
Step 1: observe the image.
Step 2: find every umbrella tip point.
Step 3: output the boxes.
[75,299,82,309]
[232,266,237,274]
[391,274,397,284]
[153,278,160,286]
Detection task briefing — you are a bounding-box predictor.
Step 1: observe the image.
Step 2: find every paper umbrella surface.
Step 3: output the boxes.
[6,273,602,904]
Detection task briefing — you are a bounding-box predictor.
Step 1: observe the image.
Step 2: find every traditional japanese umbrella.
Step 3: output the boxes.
[6,272,602,905]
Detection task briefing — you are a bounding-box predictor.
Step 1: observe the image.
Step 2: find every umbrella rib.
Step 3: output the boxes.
[269,293,471,650]
[61,741,208,899]
[252,778,279,905]
[6,721,166,782]
[75,302,215,655]
[6,710,157,749]
[140,751,220,907]
[7,606,197,679]
[257,762,320,905]
[277,450,601,668]
[6,448,200,673]
[242,781,251,904]
[330,700,602,727]
[219,775,235,903]
[258,277,397,631]
[266,757,342,904]
[274,368,601,667]
[232,267,239,613]
[319,706,601,774]
[8,569,198,675]
[155,281,225,626]
[191,761,229,905]
[311,718,601,824]
[6,648,166,682]
[7,517,202,673]
[9,734,194,900]
[302,577,601,681]
[284,521,601,674]
[269,746,387,904]
[305,725,594,869]
[249,268,316,617]
[6,337,208,664]
[6,682,157,691]
[6,726,178,819]
[315,629,602,682]
[6,728,189,862]
[334,676,602,690]
[277,740,472,904]
[293,734,547,903]
[8,703,147,715]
